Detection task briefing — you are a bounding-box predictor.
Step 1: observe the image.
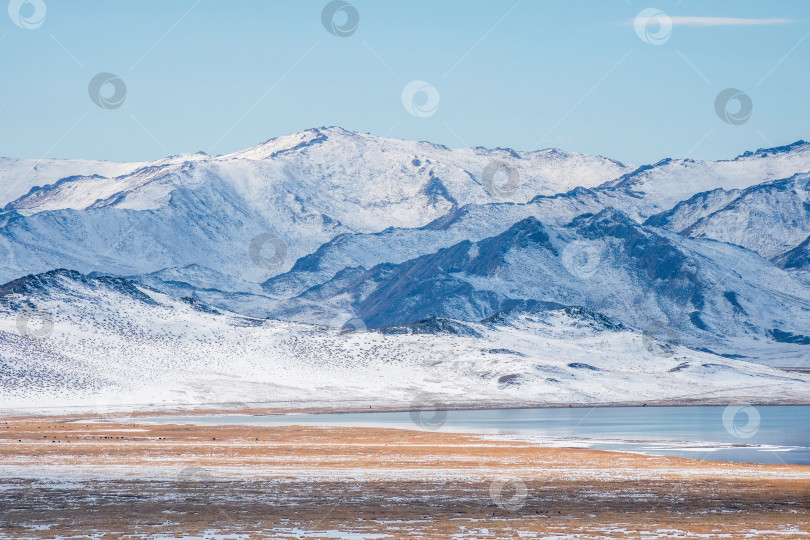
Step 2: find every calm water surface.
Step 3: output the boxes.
[135,406,810,465]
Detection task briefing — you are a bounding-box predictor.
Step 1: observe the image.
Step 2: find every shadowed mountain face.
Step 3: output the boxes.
[266,209,810,359]
[775,234,810,270]
[2,128,810,376]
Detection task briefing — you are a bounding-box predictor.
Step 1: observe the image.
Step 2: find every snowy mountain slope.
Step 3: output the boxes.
[2,269,808,412]
[597,140,810,217]
[0,127,631,286]
[0,157,145,207]
[0,165,341,287]
[5,127,630,219]
[267,210,810,366]
[225,126,631,203]
[644,173,810,260]
[4,153,210,215]
[644,188,745,232]
[3,132,810,295]
[257,187,615,303]
[258,144,810,305]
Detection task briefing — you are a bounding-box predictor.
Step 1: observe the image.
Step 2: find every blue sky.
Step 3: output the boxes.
[1,0,808,164]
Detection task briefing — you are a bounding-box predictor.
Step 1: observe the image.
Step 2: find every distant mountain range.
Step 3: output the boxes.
[1,128,809,412]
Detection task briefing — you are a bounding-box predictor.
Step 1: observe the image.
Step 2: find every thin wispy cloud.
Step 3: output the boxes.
[630,16,795,27]
[670,16,794,26]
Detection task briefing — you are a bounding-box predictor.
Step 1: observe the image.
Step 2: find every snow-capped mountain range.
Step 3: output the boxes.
[2,128,809,412]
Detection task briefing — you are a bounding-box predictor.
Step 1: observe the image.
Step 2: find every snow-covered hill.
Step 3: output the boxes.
[0,157,145,207]
[599,141,810,217]
[4,127,630,223]
[645,173,810,262]
[2,270,807,412]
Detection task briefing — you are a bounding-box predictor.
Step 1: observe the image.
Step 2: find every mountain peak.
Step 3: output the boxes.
[569,208,646,242]
[0,268,85,299]
[571,207,635,228]
[229,127,331,160]
[496,216,552,246]
[468,217,556,271]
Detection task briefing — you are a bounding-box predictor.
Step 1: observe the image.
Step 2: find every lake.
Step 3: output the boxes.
[132,405,810,465]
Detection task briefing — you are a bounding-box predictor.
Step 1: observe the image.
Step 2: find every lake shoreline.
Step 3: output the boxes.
[4,395,810,420]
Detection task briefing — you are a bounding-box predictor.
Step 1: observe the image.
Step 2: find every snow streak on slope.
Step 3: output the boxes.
[1,270,807,412]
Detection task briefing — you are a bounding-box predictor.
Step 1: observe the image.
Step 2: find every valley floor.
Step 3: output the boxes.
[1,419,809,538]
